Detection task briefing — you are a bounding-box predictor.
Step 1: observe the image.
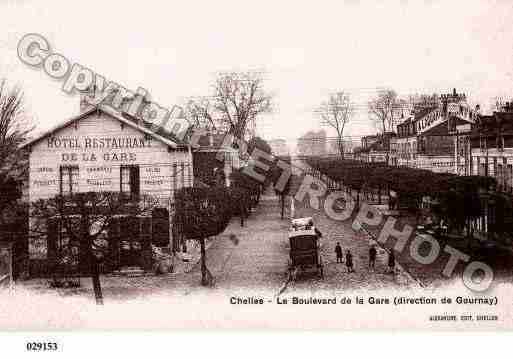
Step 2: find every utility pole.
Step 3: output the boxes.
[454,129,459,175]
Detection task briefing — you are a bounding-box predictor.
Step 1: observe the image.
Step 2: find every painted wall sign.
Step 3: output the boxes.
[47,136,152,149]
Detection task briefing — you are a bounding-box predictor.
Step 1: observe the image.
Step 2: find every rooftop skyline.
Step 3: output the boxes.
[2,0,513,144]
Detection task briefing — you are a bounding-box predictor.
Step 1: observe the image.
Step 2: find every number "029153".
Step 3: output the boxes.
[26,342,58,351]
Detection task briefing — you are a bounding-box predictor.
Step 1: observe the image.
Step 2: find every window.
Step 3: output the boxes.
[172,163,177,192]
[47,218,80,269]
[498,136,505,151]
[497,163,503,190]
[120,165,140,199]
[60,165,79,196]
[479,162,486,177]
[480,136,486,152]
[187,163,192,187]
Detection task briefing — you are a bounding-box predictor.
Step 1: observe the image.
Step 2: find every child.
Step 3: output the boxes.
[388,251,395,274]
[369,245,377,271]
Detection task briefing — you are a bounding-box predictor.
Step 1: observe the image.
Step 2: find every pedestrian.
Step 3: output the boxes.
[369,245,377,271]
[335,242,343,263]
[388,251,395,274]
[345,250,354,273]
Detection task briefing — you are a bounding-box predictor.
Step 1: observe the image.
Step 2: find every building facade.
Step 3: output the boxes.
[393,89,475,174]
[356,132,397,163]
[192,130,241,187]
[297,130,327,157]
[469,108,513,192]
[22,106,193,274]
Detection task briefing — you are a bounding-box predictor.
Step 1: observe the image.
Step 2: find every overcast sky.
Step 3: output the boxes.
[2,0,513,146]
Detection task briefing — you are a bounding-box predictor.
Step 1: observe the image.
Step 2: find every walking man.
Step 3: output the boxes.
[346,250,354,273]
[388,251,395,274]
[335,242,343,263]
[369,245,377,271]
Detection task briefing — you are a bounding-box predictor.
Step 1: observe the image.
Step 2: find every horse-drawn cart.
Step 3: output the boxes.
[288,217,324,281]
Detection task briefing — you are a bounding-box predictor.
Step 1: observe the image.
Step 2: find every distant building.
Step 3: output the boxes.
[325,138,356,156]
[297,130,327,156]
[268,139,290,157]
[469,104,513,192]
[192,129,240,187]
[392,89,475,173]
[361,134,381,150]
[356,132,397,163]
[20,105,194,273]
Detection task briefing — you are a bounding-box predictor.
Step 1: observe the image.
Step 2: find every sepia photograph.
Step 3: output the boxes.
[1,1,513,346]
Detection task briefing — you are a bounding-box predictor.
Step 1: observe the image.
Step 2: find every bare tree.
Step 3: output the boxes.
[31,192,159,304]
[0,80,32,174]
[368,88,400,133]
[0,80,32,220]
[212,72,273,139]
[318,92,354,158]
[183,97,218,130]
[184,72,272,139]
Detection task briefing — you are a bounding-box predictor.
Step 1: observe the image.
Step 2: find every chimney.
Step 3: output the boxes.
[80,85,96,113]
[138,95,152,127]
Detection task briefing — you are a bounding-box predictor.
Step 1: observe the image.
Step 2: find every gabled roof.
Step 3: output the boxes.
[420,119,450,136]
[420,116,471,136]
[20,106,185,150]
[414,107,437,121]
[470,112,513,137]
[120,111,188,146]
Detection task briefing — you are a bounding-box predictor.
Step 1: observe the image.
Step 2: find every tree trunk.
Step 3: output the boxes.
[200,238,208,286]
[378,186,382,205]
[79,234,91,275]
[281,194,285,220]
[91,252,103,305]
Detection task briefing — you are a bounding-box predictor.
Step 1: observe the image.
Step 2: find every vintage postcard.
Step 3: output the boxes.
[1,0,513,334]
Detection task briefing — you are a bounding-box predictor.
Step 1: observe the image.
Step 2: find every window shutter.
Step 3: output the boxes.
[47,219,59,271]
[152,208,170,247]
[140,217,152,271]
[141,217,152,246]
[130,166,140,198]
[107,218,120,271]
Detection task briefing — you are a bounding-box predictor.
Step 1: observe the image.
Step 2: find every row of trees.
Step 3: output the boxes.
[305,157,456,207]
[305,157,510,242]
[28,171,263,302]
[174,161,270,286]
